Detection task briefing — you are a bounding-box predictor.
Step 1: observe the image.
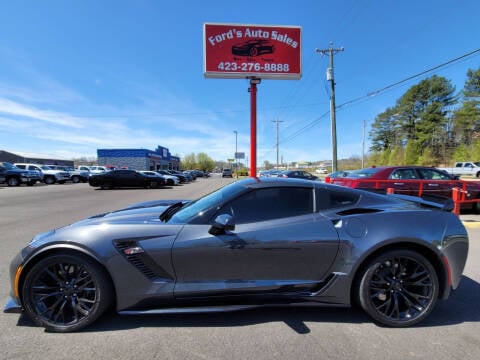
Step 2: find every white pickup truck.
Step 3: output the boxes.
[438,161,480,177]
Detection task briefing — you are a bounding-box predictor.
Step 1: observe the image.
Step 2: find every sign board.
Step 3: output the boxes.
[235,152,245,159]
[204,23,301,80]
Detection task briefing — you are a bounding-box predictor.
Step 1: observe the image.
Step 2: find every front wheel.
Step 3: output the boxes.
[21,253,112,332]
[44,176,56,185]
[357,250,438,327]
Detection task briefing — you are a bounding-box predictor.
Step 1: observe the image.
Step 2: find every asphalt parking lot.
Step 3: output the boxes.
[0,176,479,360]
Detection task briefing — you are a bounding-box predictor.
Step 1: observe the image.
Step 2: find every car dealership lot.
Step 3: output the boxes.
[1,176,480,360]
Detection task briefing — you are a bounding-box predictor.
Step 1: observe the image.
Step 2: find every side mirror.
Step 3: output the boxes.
[209,214,235,235]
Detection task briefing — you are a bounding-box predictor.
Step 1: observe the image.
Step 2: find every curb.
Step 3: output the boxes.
[462,221,480,228]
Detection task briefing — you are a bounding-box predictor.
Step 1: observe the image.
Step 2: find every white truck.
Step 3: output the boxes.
[438,161,480,177]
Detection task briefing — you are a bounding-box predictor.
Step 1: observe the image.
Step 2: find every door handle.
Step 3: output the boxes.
[393,182,404,186]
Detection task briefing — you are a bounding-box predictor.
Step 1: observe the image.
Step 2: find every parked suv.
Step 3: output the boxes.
[48,165,90,183]
[14,163,70,184]
[0,162,42,186]
[222,168,233,178]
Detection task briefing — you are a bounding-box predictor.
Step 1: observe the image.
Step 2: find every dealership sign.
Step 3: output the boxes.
[204,23,301,80]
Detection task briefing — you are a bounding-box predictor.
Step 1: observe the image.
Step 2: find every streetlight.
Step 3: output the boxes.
[233,130,238,178]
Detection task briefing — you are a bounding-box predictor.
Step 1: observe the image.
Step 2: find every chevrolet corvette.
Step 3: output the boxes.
[4,178,468,332]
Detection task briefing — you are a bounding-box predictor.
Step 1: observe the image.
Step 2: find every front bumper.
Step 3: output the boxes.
[4,296,22,314]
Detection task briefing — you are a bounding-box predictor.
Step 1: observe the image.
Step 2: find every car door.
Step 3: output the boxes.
[417,168,454,198]
[171,186,340,299]
[387,168,419,196]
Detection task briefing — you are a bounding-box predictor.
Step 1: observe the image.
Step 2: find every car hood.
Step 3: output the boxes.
[69,199,190,227]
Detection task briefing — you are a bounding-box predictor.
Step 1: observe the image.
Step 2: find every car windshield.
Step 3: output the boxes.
[168,180,249,224]
[1,162,19,170]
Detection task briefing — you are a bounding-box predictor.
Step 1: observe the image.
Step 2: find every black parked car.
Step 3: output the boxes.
[88,169,166,190]
[4,177,469,332]
[278,170,318,180]
[232,39,275,57]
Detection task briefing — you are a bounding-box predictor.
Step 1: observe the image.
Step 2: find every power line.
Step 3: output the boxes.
[278,47,480,147]
[337,47,480,110]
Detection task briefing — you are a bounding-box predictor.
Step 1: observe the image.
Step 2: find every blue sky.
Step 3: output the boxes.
[0,1,479,165]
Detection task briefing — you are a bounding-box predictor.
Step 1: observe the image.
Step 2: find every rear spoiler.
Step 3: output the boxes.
[387,193,454,212]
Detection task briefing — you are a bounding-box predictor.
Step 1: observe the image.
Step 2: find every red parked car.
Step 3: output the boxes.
[329,166,480,211]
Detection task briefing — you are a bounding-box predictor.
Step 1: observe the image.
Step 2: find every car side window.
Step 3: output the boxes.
[418,168,451,180]
[390,169,417,180]
[316,188,359,210]
[221,187,313,224]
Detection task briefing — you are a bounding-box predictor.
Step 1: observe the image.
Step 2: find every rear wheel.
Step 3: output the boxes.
[149,180,158,189]
[21,253,112,332]
[44,176,56,185]
[6,176,20,186]
[357,250,438,327]
[71,176,81,183]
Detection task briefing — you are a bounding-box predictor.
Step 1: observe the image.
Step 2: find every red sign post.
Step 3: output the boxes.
[204,23,301,176]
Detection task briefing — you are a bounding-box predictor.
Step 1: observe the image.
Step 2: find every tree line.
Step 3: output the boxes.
[368,67,480,167]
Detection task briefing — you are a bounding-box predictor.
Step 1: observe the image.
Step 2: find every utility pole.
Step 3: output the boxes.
[233,130,238,178]
[362,120,366,169]
[316,42,344,172]
[272,119,284,169]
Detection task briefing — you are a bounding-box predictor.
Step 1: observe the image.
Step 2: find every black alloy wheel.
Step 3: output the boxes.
[22,254,112,332]
[149,180,158,189]
[358,250,438,327]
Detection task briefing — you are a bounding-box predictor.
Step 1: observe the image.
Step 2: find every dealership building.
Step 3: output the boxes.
[0,150,74,167]
[97,145,180,171]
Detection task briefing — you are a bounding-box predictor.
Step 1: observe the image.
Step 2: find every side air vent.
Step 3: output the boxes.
[114,240,171,280]
[336,208,382,216]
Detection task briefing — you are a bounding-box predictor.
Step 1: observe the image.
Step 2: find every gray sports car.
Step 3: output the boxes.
[4,178,468,332]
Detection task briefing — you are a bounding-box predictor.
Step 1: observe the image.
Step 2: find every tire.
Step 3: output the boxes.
[167,179,174,186]
[249,47,258,56]
[357,249,438,327]
[44,176,56,185]
[6,176,20,186]
[71,176,81,183]
[149,180,158,189]
[101,182,112,190]
[21,253,112,332]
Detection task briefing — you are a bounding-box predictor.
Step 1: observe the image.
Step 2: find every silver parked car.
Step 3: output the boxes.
[4,178,468,332]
